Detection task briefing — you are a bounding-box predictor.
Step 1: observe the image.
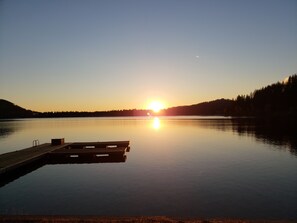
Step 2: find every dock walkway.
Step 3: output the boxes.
[0,143,71,175]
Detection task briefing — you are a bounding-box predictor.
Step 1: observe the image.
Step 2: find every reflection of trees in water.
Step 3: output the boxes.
[0,127,14,138]
[0,121,18,138]
[230,118,297,155]
[185,118,297,155]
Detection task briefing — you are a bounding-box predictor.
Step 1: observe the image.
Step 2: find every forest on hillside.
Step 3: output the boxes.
[231,74,297,117]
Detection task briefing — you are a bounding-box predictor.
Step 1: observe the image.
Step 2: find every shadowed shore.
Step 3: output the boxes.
[0,216,295,223]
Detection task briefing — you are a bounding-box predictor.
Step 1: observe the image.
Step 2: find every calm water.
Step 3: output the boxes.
[0,117,296,219]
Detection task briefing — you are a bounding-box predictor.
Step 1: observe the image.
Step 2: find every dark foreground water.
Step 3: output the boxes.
[0,117,296,219]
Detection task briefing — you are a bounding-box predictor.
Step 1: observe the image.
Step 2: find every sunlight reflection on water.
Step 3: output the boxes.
[152,117,160,130]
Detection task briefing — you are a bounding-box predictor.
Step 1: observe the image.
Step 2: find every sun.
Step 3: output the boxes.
[148,101,164,113]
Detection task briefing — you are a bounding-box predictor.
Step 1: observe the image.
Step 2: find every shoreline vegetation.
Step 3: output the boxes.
[0,216,295,223]
[1,74,296,120]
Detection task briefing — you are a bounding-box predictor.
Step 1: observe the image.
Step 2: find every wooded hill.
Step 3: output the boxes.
[0,99,34,119]
[164,74,297,117]
[231,74,297,116]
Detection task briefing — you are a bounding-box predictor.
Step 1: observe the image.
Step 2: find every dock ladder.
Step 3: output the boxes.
[32,139,39,147]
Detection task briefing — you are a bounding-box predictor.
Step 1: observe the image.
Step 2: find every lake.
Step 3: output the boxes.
[0,117,296,219]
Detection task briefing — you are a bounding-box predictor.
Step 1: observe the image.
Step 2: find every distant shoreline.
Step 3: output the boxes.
[1,114,296,122]
[1,74,297,119]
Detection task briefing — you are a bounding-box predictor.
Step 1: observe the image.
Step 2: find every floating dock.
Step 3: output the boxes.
[0,139,130,178]
[51,141,130,158]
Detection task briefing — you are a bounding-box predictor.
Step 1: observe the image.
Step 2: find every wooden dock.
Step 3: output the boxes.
[0,139,130,178]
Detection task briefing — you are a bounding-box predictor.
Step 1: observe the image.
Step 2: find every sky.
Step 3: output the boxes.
[0,0,297,112]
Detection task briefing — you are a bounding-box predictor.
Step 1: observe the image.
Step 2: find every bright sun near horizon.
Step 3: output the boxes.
[148,101,165,113]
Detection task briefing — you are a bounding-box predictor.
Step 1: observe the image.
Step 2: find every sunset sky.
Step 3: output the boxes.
[0,0,296,112]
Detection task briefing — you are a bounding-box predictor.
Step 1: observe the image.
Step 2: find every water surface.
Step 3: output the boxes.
[0,117,296,219]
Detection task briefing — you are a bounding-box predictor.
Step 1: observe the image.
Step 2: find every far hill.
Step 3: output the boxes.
[163,99,234,116]
[0,99,34,118]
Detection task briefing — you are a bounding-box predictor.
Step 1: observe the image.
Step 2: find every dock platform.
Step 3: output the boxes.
[51,141,130,157]
[0,139,130,178]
